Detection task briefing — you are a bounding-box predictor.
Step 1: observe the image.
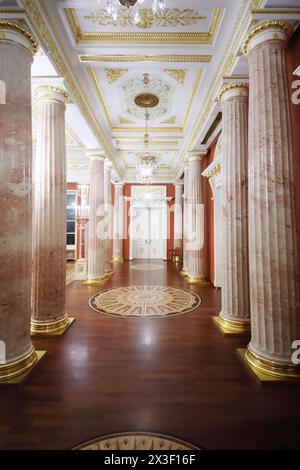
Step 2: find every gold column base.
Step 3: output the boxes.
[186,275,209,285]
[0,348,46,385]
[112,257,124,263]
[213,316,251,335]
[237,348,300,383]
[104,270,114,278]
[180,269,188,277]
[83,275,108,285]
[31,314,75,336]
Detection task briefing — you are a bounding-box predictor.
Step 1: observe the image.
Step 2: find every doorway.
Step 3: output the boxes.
[130,205,167,260]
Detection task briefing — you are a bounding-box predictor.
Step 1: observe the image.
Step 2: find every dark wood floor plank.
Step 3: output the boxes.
[0,260,299,450]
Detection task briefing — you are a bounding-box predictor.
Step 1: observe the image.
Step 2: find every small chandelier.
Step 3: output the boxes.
[106,0,166,23]
[136,110,158,183]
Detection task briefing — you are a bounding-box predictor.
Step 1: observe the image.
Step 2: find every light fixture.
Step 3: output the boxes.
[136,109,158,184]
[105,0,166,24]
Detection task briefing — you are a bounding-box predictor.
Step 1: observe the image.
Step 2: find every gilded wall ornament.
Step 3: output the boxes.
[105,68,128,84]
[84,8,206,30]
[165,69,186,84]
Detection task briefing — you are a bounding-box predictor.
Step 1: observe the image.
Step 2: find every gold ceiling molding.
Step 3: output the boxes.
[79,54,212,63]
[161,116,177,124]
[165,69,186,84]
[175,0,264,178]
[65,7,222,44]
[83,8,207,30]
[183,69,203,128]
[0,9,26,14]
[112,127,183,133]
[105,68,128,84]
[87,67,113,128]
[252,8,300,14]
[19,0,122,178]
[119,116,135,124]
[116,141,180,148]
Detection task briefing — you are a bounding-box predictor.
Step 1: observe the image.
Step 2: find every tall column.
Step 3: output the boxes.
[174,182,184,253]
[113,183,125,263]
[0,22,45,382]
[186,153,206,284]
[31,85,74,336]
[181,161,189,276]
[85,152,106,284]
[240,21,300,380]
[75,184,89,280]
[214,82,250,334]
[104,160,113,275]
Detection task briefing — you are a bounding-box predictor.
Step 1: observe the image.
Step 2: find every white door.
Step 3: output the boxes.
[132,206,165,259]
[132,207,150,259]
[148,208,164,259]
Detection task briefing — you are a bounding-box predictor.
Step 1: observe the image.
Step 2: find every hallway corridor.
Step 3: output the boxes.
[0,261,299,450]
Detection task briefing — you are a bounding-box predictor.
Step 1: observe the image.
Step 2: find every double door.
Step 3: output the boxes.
[132,206,165,259]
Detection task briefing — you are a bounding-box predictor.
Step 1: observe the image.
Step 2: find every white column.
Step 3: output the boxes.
[113,183,125,262]
[75,185,89,280]
[186,153,206,284]
[181,161,189,276]
[31,85,74,336]
[174,182,184,252]
[86,152,106,283]
[104,160,113,275]
[215,82,250,334]
[240,21,300,380]
[0,22,45,382]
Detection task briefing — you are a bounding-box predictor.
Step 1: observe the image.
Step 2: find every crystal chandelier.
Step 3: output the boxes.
[136,110,158,183]
[105,0,166,23]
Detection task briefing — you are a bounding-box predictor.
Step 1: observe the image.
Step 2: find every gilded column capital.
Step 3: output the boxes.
[0,20,38,55]
[188,150,207,162]
[35,85,69,105]
[218,82,249,102]
[243,20,293,55]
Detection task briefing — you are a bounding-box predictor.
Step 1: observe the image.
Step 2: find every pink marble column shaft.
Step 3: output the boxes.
[113,183,124,262]
[104,160,113,274]
[182,162,189,275]
[0,24,38,379]
[174,182,184,252]
[218,83,250,332]
[186,154,206,283]
[87,153,106,281]
[245,23,300,376]
[31,86,71,334]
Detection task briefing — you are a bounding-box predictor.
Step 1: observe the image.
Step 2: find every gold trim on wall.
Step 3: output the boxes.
[65,7,223,45]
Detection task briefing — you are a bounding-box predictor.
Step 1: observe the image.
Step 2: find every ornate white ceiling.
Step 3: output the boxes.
[2,0,300,182]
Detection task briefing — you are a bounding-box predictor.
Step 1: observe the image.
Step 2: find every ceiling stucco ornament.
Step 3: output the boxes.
[165,69,186,84]
[105,68,128,84]
[83,8,206,30]
[121,74,172,119]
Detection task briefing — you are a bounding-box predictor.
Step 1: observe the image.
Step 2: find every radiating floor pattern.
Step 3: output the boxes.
[89,285,201,318]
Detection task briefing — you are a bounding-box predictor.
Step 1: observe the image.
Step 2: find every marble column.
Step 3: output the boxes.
[113,183,125,263]
[31,85,74,336]
[0,22,45,382]
[75,184,89,280]
[86,152,106,284]
[181,161,189,276]
[186,153,206,284]
[240,21,300,380]
[174,182,184,253]
[104,160,113,276]
[214,82,250,334]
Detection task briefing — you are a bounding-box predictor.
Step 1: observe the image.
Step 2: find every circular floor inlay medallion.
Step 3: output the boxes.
[75,432,199,450]
[130,263,164,271]
[89,286,201,318]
